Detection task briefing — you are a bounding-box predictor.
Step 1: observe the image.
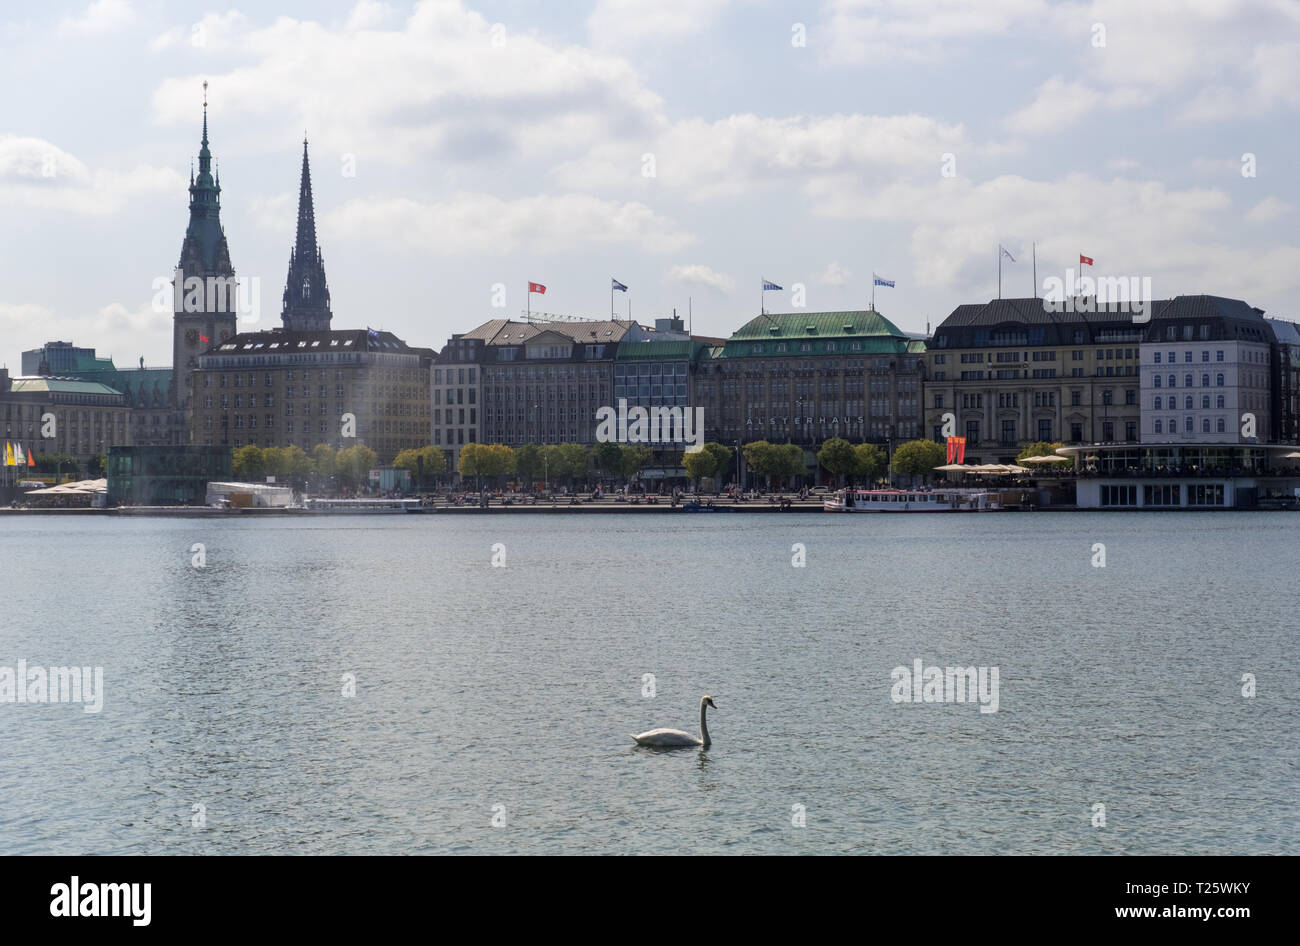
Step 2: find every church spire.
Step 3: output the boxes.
[281,136,332,331]
[177,80,232,277]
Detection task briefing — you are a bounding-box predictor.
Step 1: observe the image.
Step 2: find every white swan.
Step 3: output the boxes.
[631,696,716,747]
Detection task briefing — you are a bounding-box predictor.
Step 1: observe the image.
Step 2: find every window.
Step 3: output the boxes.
[966,421,980,443]
[1153,375,1161,389]
[1125,389,1136,405]
[1216,350,1224,362]
[1169,374,1176,387]
[1153,352,1162,364]
[1001,420,1017,444]
[933,394,944,409]
[1102,421,1114,441]
[1071,391,1082,406]
[1154,419,1163,434]
[1201,374,1209,387]
[1154,396,1163,409]
[1216,374,1224,386]
[1184,351,1192,363]
[1201,351,1209,362]
[1217,418,1225,433]
[1216,395,1224,409]
[1202,418,1211,433]
[1038,419,1053,441]
[1184,374,1193,388]
[1071,422,1083,441]
[1100,484,1137,506]
[1202,395,1210,409]
[1125,422,1137,442]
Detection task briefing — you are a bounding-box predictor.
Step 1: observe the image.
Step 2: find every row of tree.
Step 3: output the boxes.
[227,435,987,492]
[231,443,379,486]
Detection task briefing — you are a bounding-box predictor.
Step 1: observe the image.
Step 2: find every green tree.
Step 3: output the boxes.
[617,444,652,482]
[853,442,887,483]
[555,443,591,487]
[334,444,378,488]
[777,443,806,486]
[311,443,336,478]
[742,440,776,489]
[817,437,856,485]
[232,444,264,479]
[394,446,447,488]
[514,443,544,488]
[592,441,623,480]
[459,442,486,483]
[682,449,718,491]
[702,442,733,485]
[891,439,946,480]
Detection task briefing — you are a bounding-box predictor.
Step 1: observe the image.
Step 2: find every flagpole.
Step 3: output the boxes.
[1032,242,1037,298]
[610,281,614,319]
[527,282,530,320]
[998,245,1002,300]
[871,273,875,312]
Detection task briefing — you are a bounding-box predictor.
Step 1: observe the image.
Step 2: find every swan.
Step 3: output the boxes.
[631,696,717,747]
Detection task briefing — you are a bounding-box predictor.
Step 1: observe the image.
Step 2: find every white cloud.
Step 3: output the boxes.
[552,113,966,200]
[825,0,1053,64]
[346,1,397,32]
[818,261,851,286]
[665,264,734,292]
[324,192,693,255]
[0,136,183,215]
[587,0,732,48]
[1245,196,1291,223]
[148,11,251,52]
[59,0,134,35]
[150,1,667,166]
[1004,77,1105,135]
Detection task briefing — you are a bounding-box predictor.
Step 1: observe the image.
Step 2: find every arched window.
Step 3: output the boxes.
[1202,418,1210,433]
[1185,396,1193,410]
[1169,417,1178,433]
[1154,419,1163,434]
[1216,373,1224,386]
[1169,374,1176,387]
[1201,395,1210,409]
[1216,395,1224,409]
[1185,416,1193,432]
[1154,396,1162,409]
[1216,418,1225,433]
[1201,374,1209,387]
[1184,374,1193,388]
[302,277,311,301]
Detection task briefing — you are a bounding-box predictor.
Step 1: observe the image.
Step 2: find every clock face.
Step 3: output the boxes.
[185,328,200,346]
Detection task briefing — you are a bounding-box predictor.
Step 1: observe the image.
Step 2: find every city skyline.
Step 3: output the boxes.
[3,0,1300,373]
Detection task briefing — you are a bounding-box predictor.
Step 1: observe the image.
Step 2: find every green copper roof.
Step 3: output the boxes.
[729,310,907,341]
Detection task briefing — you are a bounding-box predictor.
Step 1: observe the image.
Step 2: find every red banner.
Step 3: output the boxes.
[528,282,546,294]
[946,436,966,464]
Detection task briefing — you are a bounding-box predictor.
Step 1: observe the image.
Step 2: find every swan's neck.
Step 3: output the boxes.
[699,700,710,746]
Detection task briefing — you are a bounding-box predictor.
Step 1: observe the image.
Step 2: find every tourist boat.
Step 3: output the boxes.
[303,497,423,514]
[823,488,1002,512]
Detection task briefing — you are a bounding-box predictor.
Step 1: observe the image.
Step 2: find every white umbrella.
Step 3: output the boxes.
[933,463,973,471]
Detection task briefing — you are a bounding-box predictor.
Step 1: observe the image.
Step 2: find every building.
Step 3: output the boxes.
[1139,296,1274,444]
[172,97,240,441]
[0,368,130,469]
[693,310,924,459]
[612,335,712,480]
[444,318,629,461]
[22,342,174,446]
[1265,318,1300,444]
[107,445,233,506]
[924,298,1145,459]
[431,333,485,475]
[187,140,432,462]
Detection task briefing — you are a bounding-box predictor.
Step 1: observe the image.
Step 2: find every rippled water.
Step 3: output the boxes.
[0,511,1295,854]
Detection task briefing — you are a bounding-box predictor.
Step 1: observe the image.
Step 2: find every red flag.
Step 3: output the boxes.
[528,282,546,294]
[200,334,210,343]
[1079,254,1093,266]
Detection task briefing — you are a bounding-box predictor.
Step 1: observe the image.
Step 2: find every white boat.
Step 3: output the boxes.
[304,497,422,514]
[824,488,1001,512]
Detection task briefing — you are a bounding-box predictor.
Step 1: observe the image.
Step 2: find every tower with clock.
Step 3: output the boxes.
[171,83,238,433]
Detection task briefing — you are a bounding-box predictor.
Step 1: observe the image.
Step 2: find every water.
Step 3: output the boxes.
[0,512,1295,854]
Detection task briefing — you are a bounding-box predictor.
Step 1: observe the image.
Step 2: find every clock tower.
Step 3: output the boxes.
[172,84,237,438]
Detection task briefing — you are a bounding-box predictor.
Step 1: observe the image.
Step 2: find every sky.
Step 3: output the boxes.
[2,0,1299,371]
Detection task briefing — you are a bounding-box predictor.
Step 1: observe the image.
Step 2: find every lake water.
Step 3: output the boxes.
[1,511,1295,854]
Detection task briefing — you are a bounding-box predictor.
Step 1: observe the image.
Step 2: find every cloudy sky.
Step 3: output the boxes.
[3,0,1299,370]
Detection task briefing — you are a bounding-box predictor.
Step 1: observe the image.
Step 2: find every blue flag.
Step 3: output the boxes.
[366,327,379,337]
[762,279,782,291]
[612,278,628,292]
[873,275,895,288]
